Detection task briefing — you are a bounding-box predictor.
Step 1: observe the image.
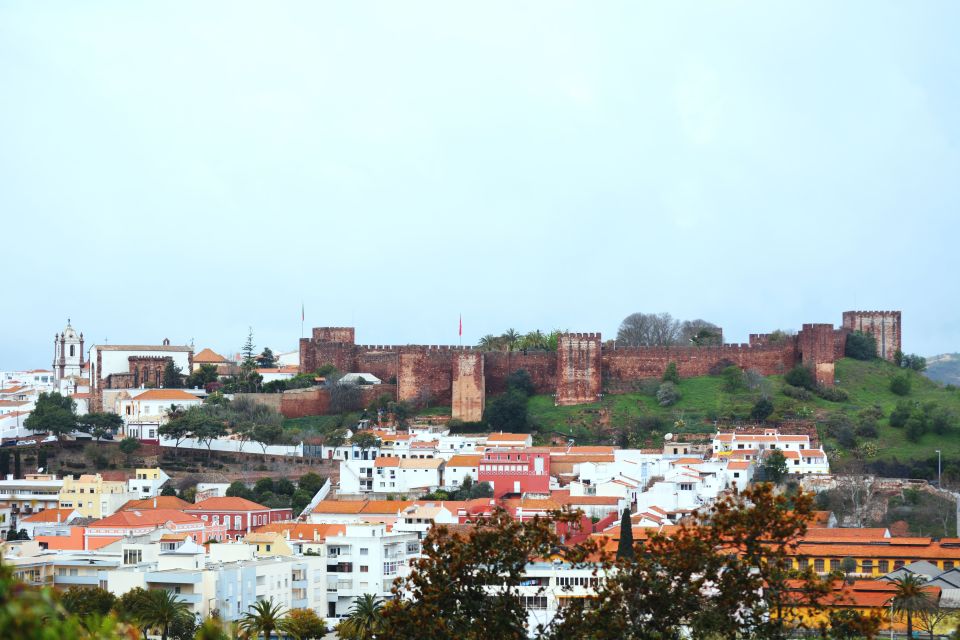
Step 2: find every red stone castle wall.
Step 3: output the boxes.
[602,342,797,381]
[842,310,902,362]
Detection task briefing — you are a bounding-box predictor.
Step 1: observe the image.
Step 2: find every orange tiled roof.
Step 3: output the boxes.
[21,508,76,523]
[446,454,482,467]
[187,497,270,511]
[374,457,401,468]
[194,348,229,363]
[487,433,530,442]
[254,522,347,540]
[120,496,193,511]
[91,509,202,528]
[311,500,417,514]
[134,389,201,402]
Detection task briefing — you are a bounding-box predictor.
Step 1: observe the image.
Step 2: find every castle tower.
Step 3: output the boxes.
[842,311,902,361]
[53,319,84,381]
[556,333,602,406]
[452,352,485,422]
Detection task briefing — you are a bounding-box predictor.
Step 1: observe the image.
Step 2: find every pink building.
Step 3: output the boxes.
[184,497,292,540]
[478,447,551,498]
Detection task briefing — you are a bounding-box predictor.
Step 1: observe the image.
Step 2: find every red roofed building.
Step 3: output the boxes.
[184,497,292,539]
[84,508,221,548]
[479,447,550,498]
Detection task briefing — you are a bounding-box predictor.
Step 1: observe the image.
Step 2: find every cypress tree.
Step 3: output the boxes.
[616,508,635,560]
[0,451,9,477]
[13,451,21,479]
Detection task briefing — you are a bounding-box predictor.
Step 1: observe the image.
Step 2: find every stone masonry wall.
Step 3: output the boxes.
[842,310,902,362]
[556,333,602,406]
[451,353,485,422]
[603,342,797,381]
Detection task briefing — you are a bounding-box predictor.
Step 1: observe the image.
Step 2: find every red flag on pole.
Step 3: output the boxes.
[301,303,305,322]
[459,314,462,337]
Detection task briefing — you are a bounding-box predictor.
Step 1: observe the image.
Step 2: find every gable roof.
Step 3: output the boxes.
[193,348,229,363]
[187,497,270,511]
[91,509,202,528]
[446,454,482,467]
[21,508,77,523]
[120,496,193,511]
[133,389,201,402]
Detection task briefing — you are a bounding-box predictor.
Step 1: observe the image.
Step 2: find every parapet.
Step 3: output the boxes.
[311,327,356,345]
[559,332,602,340]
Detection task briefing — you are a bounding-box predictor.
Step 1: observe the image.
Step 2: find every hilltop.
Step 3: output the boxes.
[520,358,960,479]
[926,353,960,386]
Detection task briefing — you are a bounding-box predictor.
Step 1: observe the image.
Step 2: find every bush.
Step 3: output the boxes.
[815,386,849,402]
[708,359,737,376]
[890,374,912,396]
[637,379,661,397]
[782,384,814,401]
[750,398,775,422]
[889,401,913,428]
[505,369,536,397]
[656,382,681,407]
[844,332,877,360]
[855,420,878,438]
[784,366,816,391]
[721,366,746,392]
[483,390,530,432]
[901,354,927,372]
[905,415,926,442]
[661,362,680,385]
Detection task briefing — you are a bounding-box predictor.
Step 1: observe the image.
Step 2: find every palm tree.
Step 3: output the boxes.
[140,589,192,640]
[503,329,520,352]
[339,594,383,640]
[240,599,287,640]
[889,574,934,638]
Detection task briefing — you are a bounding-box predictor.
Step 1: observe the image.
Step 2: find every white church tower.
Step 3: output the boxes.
[53,319,84,381]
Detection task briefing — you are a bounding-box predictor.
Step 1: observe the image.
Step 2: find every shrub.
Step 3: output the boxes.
[815,386,849,402]
[656,382,681,407]
[637,379,661,397]
[721,366,746,392]
[661,362,680,385]
[855,419,878,438]
[901,354,927,372]
[708,359,736,376]
[844,331,877,360]
[889,400,913,428]
[750,398,775,422]
[833,425,858,449]
[505,369,536,397]
[784,366,816,391]
[782,384,814,401]
[890,374,912,396]
[905,414,926,442]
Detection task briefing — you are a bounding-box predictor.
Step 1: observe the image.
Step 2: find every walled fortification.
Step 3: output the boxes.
[293,310,898,416]
[842,310,902,362]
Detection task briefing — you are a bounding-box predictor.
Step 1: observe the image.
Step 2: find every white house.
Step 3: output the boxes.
[115,389,203,441]
[443,454,482,489]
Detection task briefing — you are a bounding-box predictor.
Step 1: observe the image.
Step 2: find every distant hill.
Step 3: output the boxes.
[925,353,960,386]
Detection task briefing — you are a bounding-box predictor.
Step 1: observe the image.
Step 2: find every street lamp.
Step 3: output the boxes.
[936,449,942,488]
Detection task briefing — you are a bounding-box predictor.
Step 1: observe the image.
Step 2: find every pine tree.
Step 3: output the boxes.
[242,328,256,367]
[616,508,635,559]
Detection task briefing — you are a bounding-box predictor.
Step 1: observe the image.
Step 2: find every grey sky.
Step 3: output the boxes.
[2,2,958,369]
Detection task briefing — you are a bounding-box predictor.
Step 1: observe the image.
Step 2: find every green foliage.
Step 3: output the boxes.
[118,437,141,463]
[844,331,877,360]
[814,385,849,402]
[291,489,313,516]
[240,599,287,640]
[889,574,935,638]
[655,382,681,407]
[275,478,295,495]
[616,508,634,559]
[759,450,788,484]
[160,485,178,497]
[750,398,774,422]
[483,390,530,432]
[350,431,382,451]
[901,353,928,372]
[890,373,913,396]
[781,384,814,401]
[77,413,123,440]
[298,472,325,495]
[885,488,957,537]
[24,391,77,440]
[720,366,746,392]
[784,366,816,391]
[339,594,384,640]
[661,362,680,385]
[505,369,536,396]
[139,589,192,640]
[256,347,277,369]
[889,400,913,428]
[186,363,219,389]
[281,608,328,639]
[226,480,253,500]
[162,360,183,389]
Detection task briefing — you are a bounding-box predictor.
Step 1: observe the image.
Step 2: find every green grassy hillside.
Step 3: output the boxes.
[525,359,960,476]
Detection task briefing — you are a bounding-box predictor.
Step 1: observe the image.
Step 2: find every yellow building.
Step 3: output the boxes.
[788,528,960,576]
[243,531,293,557]
[58,474,132,519]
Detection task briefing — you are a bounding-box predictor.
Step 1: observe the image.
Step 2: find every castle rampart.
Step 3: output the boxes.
[294,310,898,415]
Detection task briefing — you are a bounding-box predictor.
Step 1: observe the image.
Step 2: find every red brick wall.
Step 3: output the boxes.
[842,310,902,361]
[312,327,355,344]
[452,353,485,422]
[603,342,797,381]
[797,324,841,386]
[482,351,556,394]
[556,334,602,406]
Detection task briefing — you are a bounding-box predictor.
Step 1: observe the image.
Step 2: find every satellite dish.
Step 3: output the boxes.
[664,433,673,441]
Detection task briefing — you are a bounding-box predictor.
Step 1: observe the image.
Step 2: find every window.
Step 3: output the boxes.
[360,565,369,573]
[522,596,547,610]
[945,561,955,570]
[360,548,369,556]
[124,549,142,565]
[679,483,693,491]
[878,560,889,573]
[733,473,740,478]
[894,560,904,570]
[235,516,241,529]
[861,560,873,573]
[797,558,809,570]
[266,545,271,552]
[814,559,825,573]
[213,516,219,525]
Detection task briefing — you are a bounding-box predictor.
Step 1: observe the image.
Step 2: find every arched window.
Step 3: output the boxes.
[69,345,75,357]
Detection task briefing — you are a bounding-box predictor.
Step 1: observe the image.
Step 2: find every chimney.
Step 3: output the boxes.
[57,511,62,524]
[153,497,157,508]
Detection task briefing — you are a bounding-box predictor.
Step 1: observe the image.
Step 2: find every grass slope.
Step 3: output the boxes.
[526,359,960,466]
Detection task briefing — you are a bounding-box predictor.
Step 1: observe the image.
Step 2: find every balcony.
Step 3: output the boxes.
[175,593,202,605]
[145,571,201,585]
[54,575,99,586]
[292,597,308,609]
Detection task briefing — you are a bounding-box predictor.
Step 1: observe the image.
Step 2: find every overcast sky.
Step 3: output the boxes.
[2,2,958,369]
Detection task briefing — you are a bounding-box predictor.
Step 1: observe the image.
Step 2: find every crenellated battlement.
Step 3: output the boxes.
[560,332,602,340]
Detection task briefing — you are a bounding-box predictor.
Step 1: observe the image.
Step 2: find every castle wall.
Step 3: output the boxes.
[556,334,602,406]
[842,310,902,361]
[797,324,840,387]
[397,350,457,407]
[482,351,556,394]
[452,353,485,422]
[602,342,797,382]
